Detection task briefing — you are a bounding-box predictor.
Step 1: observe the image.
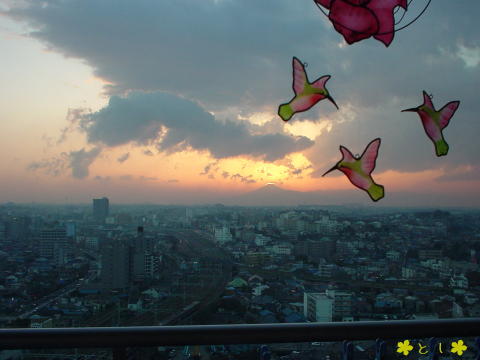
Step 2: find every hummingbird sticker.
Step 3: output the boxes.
[402,91,460,157]
[323,138,385,202]
[278,57,338,122]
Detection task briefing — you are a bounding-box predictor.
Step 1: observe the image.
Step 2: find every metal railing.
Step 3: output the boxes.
[1,318,480,359]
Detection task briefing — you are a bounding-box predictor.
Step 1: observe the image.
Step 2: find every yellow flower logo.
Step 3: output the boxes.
[397,340,413,356]
[451,340,467,356]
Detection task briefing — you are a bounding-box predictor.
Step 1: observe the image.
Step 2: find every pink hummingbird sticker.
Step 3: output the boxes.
[323,138,385,202]
[278,57,338,122]
[402,91,460,157]
[314,0,408,47]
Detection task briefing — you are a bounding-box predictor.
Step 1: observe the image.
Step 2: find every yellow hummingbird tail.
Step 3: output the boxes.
[367,183,385,202]
[434,139,449,157]
[278,103,293,122]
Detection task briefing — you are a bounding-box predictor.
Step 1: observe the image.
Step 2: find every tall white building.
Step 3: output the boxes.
[214,226,232,244]
[304,290,353,322]
[304,292,333,322]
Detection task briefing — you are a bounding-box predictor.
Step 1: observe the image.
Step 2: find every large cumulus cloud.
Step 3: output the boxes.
[75,91,313,161]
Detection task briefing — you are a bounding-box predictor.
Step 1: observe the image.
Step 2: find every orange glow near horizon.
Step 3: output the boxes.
[86,146,480,195]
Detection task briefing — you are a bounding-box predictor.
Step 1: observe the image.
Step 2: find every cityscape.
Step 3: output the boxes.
[1,1,479,358]
[1,197,479,359]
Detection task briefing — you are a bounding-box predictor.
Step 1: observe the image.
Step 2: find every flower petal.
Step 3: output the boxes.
[368,0,407,46]
[344,0,370,5]
[328,0,379,44]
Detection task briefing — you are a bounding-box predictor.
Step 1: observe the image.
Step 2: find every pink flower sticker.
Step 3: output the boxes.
[315,0,408,47]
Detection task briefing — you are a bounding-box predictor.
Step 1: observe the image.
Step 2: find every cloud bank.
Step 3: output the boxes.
[74,91,314,162]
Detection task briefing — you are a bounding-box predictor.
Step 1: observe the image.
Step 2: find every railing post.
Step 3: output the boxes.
[428,338,439,360]
[475,337,480,360]
[375,338,385,360]
[112,347,127,360]
[342,340,353,360]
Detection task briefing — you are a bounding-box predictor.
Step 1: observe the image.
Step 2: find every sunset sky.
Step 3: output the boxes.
[0,0,479,206]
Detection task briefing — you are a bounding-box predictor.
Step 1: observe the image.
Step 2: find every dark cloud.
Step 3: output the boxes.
[200,162,218,176]
[290,165,312,177]
[7,0,478,112]
[5,0,332,111]
[230,173,256,184]
[28,148,101,179]
[277,158,313,177]
[117,152,130,163]
[143,149,154,156]
[57,108,90,144]
[119,175,133,181]
[27,154,68,177]
[68,147,101,179]
[72,91,313,161]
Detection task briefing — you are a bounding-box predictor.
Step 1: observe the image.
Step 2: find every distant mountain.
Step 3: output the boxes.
[218,183,480,208]
[230,184,304,206]
[222,183,367,207]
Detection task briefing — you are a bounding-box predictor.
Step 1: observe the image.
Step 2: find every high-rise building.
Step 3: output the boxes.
[132,227,157,282]
[326,289,353,320]
[303,290,353,322]
[93,197,109,223]
[214,226,232,244]
[40,227,68,265]
[100,238,131,290]
[185,208,193,224]
[65,221,76,238]
[0,221,5,243]
[304,292,333,322]
[144,253,161,279]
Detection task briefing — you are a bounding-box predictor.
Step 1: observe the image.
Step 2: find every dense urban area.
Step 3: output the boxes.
[1,199,479,360]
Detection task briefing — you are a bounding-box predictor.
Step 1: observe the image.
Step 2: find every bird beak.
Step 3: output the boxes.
[401,107,418,112]
[327,95,339,110]
[322,164,338,177]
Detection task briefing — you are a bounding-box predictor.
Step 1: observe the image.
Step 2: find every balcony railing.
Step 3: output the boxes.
[1,318,480,359]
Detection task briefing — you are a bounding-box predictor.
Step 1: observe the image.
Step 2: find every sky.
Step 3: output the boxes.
[0,0,479,206]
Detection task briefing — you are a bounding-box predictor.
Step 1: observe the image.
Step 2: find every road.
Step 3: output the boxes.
[18,275,93,320]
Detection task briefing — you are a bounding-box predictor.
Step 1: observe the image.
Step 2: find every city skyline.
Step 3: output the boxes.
[0,0,479,206]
